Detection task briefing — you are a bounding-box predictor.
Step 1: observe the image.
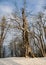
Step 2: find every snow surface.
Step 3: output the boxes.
[0,57,46,65]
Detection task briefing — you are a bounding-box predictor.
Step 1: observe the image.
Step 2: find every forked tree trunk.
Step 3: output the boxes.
[22,8,35,57]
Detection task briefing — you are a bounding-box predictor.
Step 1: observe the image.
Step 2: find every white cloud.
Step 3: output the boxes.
[0,5,13,15]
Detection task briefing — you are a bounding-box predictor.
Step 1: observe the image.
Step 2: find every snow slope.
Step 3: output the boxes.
[0,57,46,65]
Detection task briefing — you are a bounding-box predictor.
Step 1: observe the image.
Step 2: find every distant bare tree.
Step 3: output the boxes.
[30,12,46,57]
[0,16,9,58]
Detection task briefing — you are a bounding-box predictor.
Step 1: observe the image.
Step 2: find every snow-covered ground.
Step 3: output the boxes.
[0,57,46,65]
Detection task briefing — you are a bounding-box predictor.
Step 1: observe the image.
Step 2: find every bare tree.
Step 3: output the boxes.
[0,16,9,58]
[7,0,36,58]
[30,12,46,57]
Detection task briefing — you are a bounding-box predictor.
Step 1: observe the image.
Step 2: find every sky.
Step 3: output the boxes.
[0,0,46,16]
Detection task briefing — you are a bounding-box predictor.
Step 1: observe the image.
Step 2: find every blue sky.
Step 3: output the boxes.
[0,0,46,16]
